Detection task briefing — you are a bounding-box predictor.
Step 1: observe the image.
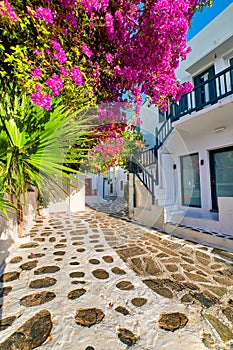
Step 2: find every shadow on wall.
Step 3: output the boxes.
[0,215,15,328]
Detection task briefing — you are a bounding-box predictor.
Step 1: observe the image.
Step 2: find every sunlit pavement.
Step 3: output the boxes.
[0,207,233,350]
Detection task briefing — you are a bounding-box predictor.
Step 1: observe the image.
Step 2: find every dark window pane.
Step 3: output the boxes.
[181,153,201,207]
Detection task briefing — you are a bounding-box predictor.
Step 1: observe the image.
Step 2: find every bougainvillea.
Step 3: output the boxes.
[0,0,213,113]
[0,0,213,176]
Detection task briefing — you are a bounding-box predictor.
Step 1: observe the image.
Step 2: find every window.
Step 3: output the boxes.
[181,153,201,207]
[120,180,124,191]
[194,65,217,110]
[110,183,113,194]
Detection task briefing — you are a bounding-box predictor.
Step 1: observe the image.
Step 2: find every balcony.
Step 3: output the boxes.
[169,65,233,122]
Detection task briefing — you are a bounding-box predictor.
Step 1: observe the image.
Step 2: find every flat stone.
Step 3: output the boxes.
[143,256,162,276]
[143,279,173,298]
[20,291,56,307]
[77,248,85,252]
[213,276,233,286]
[49,237,56,242]
[158,312,189,331]
[60,239,67,243]
[92,269,109,280]
[115,306,130,315]
[28,253,45,259]
[71,229,88,235]
[41,232,52,237]
[195,251,211,265]
[0,271,20,282]
[20,260,38,271]
[67,288,86,300]
[181,294,193,304]
[222,307,233,324]
[116,281,134,290]
[184,272,208,282]
[33,237,45,242]
[117,247,146,261]
[72,242,83,246]
[118,328,138,346]
[202,285,227,297]
[85,347,95,350]
[54,244,67,248]
[34,266,60,275]
[183,282,199,291]
[0,309,52,349]
[204,313,233,342]
[212,249,233,261]
[130,257,144,274]
[71,280,88,285]
[54,258,62,262]
[95,249,104,252]
[69,262,80,266]
[0,286,12,298]
[172,274,185,282]
[166,264,178,272]
[9,256,23,264]
[111,267,126,275]
[70,271,85,278]
[29,277,57,289]
[182,257,194,264]
[131,297,147,307]
[53,251,66,256]
[19,242,39,249]
[0,316,16,331]
[102,256,114,263]
[192,293,215,308]
[89,259,100,265]
[75,308,105,327]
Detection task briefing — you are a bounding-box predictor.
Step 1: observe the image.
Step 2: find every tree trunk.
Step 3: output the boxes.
[17,200,24,238]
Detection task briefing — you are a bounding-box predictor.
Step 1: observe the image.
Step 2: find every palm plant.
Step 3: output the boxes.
[0,90,92,237]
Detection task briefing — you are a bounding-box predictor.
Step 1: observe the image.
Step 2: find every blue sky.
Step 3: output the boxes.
[187,0,232,40]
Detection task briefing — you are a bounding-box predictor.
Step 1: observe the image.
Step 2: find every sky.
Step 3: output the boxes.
[187,0,233,40]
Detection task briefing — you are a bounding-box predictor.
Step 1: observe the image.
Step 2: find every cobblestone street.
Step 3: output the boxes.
[0,207,233,350]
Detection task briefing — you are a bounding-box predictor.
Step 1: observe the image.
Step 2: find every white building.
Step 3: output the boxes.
[130,3,233,248]
[85,167,127,202]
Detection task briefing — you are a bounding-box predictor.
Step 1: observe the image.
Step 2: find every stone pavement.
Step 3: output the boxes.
[0,208,233,350]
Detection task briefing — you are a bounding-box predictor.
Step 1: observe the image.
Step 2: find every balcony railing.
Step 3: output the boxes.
[155,65,233,150]
[170,65,233,122]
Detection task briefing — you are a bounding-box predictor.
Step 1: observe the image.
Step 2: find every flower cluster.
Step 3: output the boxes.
[31,86,52,110]
[45,73,63,96]
[0,0,18,20]
[51,40,67,64]
[34,6,54,24]
[70,67,84,86]
[0,0,212,113]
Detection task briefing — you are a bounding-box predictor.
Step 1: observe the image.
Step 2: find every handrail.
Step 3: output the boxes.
[129,155,158,205]
[135,146,158,167]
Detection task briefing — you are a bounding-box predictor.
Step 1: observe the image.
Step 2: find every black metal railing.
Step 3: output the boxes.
[129,155,158,205]
[136,146,157,167]
[155,65,233,149]
[171,64,233,122]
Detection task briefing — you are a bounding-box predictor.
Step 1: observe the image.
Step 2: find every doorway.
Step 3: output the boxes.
[210,146,233,211]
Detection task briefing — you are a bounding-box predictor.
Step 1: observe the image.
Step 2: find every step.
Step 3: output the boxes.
[165,222,233,252]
